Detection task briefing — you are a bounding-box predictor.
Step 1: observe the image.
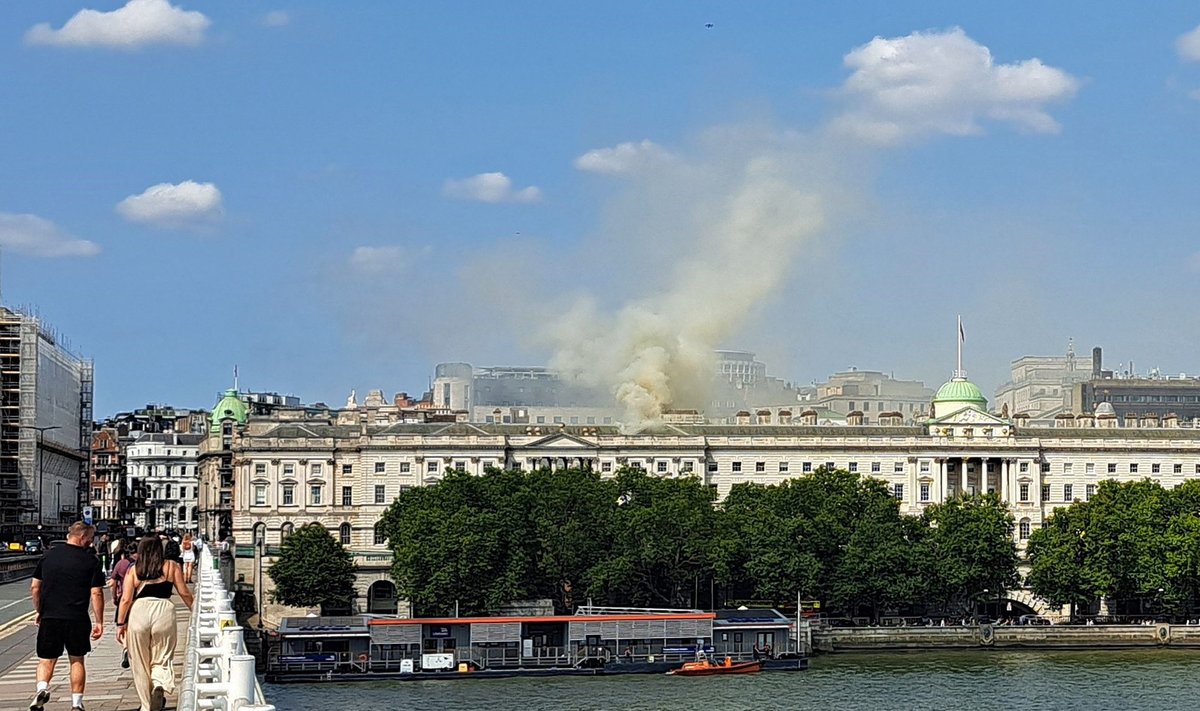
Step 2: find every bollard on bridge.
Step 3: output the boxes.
[178,544,275,711]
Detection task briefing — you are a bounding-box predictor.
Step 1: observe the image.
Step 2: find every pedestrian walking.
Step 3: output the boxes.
[96,534,110,575]
[109,547,137,669]
[28,521,105,711]
[181,533,195,584]
[116,535,194,711]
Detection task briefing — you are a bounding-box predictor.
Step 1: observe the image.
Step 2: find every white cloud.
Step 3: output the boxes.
[25,0,210,50]
[442,172,542,204]
[116,180,223,227]
[0,213,100,258]
[574,140,674,175]
[348,245,426,275]
[263,11,290,28]
[1179,25,1200,62]
[832,27,1079,145]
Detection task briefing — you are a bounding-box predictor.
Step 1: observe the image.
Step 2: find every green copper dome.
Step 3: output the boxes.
[209,388,248,432]
[932,377,988,409]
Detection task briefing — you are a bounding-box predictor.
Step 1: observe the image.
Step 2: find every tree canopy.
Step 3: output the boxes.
[267,522,358,613]
[378,465,1020,619]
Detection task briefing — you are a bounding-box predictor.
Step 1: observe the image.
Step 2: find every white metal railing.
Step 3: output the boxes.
[178,545,274,711]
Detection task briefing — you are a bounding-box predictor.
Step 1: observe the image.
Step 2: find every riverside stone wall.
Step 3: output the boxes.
[813,624,1200,653]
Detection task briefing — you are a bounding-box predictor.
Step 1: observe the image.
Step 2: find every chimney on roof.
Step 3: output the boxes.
[1092,347,1102,380]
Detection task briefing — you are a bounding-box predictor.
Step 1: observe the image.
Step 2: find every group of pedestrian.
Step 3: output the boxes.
[28,522,197,711]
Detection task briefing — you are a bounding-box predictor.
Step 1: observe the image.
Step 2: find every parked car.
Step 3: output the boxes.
[24,539,43,554]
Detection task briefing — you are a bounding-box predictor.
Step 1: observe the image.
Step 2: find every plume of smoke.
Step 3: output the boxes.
[548,128,841,432]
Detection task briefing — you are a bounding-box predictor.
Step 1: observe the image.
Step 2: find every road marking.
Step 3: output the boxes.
[0,610,35,638]
[0,598,28,611]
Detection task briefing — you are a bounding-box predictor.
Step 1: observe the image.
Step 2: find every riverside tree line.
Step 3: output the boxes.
[265,468,1200,621]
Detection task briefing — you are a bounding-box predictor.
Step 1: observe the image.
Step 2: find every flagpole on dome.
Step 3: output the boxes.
[956,315,964,379]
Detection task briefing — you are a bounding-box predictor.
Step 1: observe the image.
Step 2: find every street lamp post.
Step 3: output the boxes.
[24,425,62,529]
[55,481,61,524]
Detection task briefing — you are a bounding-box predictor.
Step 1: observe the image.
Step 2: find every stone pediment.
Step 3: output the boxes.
[928,406,1013,439]
[524,433,597,449]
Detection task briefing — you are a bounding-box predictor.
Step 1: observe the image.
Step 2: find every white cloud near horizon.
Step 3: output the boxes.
[116,180,223,227]
[442,172,542,203]
[1178,25,1200,62]
[832,27,1080,145]
[263,11,290,28]
[25,0,210,50]
[0,213,100,258]
[574,140,674,175]
[348,245,429,275]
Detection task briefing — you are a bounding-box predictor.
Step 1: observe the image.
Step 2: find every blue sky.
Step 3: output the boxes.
[3,1,1200,417]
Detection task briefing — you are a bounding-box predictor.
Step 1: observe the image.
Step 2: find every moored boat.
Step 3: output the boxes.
[667,658,764,676]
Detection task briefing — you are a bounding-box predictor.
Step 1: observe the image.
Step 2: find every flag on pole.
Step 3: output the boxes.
[958,316,965,343]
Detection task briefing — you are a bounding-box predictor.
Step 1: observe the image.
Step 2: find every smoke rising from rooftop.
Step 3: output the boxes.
[547,126,852,431]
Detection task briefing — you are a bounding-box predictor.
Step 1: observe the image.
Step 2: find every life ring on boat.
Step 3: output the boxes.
[357,653,369,662]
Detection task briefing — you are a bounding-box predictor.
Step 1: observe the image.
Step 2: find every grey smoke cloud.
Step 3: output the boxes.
[548,126,854,431]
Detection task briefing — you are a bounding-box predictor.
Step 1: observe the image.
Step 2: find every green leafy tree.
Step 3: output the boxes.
[588,468,721,607]
[267,522,357,614]
[920,494,1018,615]
[1027,502,1097,617]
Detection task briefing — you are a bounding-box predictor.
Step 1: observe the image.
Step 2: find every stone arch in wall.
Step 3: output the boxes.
[367,580,398,614]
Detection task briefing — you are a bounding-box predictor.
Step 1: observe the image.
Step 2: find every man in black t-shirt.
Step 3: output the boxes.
[29,521,105,711]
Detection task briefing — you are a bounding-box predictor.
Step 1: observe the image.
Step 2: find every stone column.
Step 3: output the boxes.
[1001,458,1009,504]
[960,457,969,497]
[937,458,946,502]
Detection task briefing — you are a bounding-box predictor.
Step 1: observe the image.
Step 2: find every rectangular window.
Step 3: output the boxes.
[1130,463,1138,474]
[374,528,386,545]
[570,416,579,424]
[428,461,439,473]
[342,486,353,506]
[400,462,411,473]
[920,461,931,473]
[454,461,466,471]
[1064,484,1073,501]
[603,462,614,473]
[1041,462,1051,474]
[1019,520,1031,540]
[1085,463,1095,475]
[340,525,351,545]
[283,464,295,477]
[342,464,353,475]
[1019,462,1029,473]
[282,484,294,506]
[919,483,930,502]
[849,462,858,473]
[1152,463,1161,474]
[894,462,904,473]
[731,461,742,473]
[1019,483,1030,502]
[255,463,266,476]
[755,461,765,473]
[1063,463,1073,474]
[375,462,386,473]
[1041,484,1051,502]
[681,461,694,473]
[706,461,717,473]
[825,462,835,471]
[893,483,904,500]
[778,462,789,473]
[1175,463,1183,474]
[253,485,266,506]
[311,463,323,476]
[1086,484,1096,500]
[871,462,881,473]
[399,485,412,493]
[802,462,812,473]
[536,416,545,424]
[1108,463,1117,474]
[657,461,669,473]
[375,484,386,504]
[310,485,322,505]
[92,488,102,500]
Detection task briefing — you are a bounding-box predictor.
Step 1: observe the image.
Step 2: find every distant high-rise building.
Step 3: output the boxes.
[0,306,93,536]
[814,368,934,423]
[993,340,1092,424]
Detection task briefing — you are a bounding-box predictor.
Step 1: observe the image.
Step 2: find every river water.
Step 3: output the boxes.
[264,649,1200,710]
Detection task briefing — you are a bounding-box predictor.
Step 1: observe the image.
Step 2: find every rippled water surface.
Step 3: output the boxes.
[265,649,1200,710]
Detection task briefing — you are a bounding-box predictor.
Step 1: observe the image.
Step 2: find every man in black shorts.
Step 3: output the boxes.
[29,521,105,711]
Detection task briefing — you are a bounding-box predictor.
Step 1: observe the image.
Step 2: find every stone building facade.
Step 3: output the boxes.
[203,372,1200,619]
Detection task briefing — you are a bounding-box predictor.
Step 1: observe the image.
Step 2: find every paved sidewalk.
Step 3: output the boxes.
[0,603,190,711]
